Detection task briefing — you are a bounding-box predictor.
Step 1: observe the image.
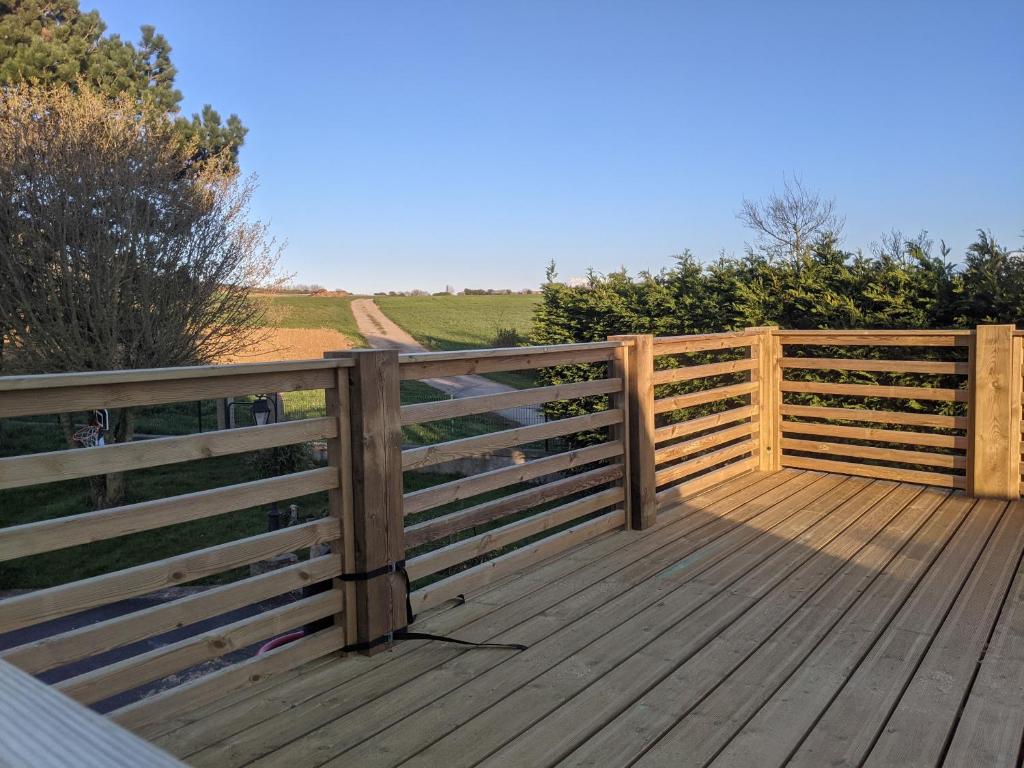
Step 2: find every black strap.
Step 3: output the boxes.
[339,560,407,582]
[339,562,529,653]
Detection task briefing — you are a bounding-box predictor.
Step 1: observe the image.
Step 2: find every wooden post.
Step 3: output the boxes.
[323,355,357,651]
[746,326,781,472]
[967,325,1022,500]
[609,334,656,529]
[607,343,632,528]
[327,349,406,654]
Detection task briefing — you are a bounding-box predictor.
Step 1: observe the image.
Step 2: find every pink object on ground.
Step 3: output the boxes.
[258,630,305,655]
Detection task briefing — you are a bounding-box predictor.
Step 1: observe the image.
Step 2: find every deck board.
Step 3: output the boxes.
[139,470,1024,768]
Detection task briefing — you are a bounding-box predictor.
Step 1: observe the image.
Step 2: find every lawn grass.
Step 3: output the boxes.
[373,294,540,351]
[257,294,366,345]
[374,294,541,388]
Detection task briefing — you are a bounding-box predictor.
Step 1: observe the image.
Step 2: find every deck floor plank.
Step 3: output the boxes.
[185,471,810,766]
[142,472,1024,768]
[328,476,878,768]
[862,499,1024,767]
[706,492,977,768]
[942,507,1024,767]
[240,473,845,768]
[783,498,1009,768]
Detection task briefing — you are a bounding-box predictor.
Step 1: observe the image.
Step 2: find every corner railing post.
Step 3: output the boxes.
[967,324,1022,500]
[326,349,406,654]
[609,334,656,529]
[746,326,781,472]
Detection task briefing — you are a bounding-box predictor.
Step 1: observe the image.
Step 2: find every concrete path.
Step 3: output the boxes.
[350,299,541,424]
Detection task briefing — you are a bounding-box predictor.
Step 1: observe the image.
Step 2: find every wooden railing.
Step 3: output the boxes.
[2,325,1023,742]
[0,358,354,731]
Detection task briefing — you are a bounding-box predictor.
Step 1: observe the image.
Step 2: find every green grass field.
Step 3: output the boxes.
[373,294,540,351]
[257,294,365,345]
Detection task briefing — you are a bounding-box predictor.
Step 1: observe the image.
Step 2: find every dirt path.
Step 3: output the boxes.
[350,299,541,424]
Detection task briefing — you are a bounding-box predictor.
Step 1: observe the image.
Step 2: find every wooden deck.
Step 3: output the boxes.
[137,469,1024,768]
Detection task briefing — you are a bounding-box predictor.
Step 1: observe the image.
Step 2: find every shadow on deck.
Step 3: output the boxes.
[135,469,1024,768]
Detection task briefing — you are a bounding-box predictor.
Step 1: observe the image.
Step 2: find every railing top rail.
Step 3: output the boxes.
[653,331,751,344]
[397,340,627,365]
[0,357,352,392]
[773,328,974,337]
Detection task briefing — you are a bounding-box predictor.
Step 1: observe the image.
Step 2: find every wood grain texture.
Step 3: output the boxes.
[401,409,622,470]
[780,403,967,430]
[111,627,345,732]
[0,361,342,419]
[781,455,965,488]
[968,325,1022,499]
[399,346,617,380]
[409,510,626,613]
[402,441,623,516]
[652,358,756,386]
[407,488,625,580]
[57,591,343,706]
[781,420,966,449]
[341,349,407,653]
[780,357,968,375]
[404,464,623,548]
[780,379,967,402]
[654,382,757,415]
[400,378,621,425]
[0,518,340,634]
[0,468,337,561]
[0,417,337,490]
[610,334,656,529]
[1,556,341,675]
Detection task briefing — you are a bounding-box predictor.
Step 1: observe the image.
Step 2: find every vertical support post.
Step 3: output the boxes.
[607,343,632,529]
[746,326,781,472]
[609,334,656,529]
[323,356,357,652]
[327,349,406,654]
[967,325,1021,500]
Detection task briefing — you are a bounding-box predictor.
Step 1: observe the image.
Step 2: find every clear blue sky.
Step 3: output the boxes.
[94,0,1022,294]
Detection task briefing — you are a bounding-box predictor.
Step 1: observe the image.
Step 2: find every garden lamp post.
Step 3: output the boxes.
[251,395,281,530]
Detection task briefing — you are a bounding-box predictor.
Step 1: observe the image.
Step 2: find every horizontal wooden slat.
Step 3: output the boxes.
[1,555,341,675]
[655,421,759,466]
[0,518,340,634]
[780,404,967,430]
[653,334,756,355]
[654,456,759,508]
[399,346,618,380]
[0,418,336,491]
[403,440,623,516]
[780,454,966,488]
[0,468,337,562]
[409,509,626,613]
[652,358,756,385]
[653,405,757,444]
[780,357,969,375]
[780,420,967,450]
[400,378,621,425]
[404,464,623,548]
[654,439,757,487]
[780,380,967,402]
[407,487,625,580]
[401,409,622,470]
[0,659,186,768]
[110,626,345,732]
[57,591,342,706]
[777,330,971,347]
[0,366,338,419]
[654,381,757,414]
[781,437,967,470]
